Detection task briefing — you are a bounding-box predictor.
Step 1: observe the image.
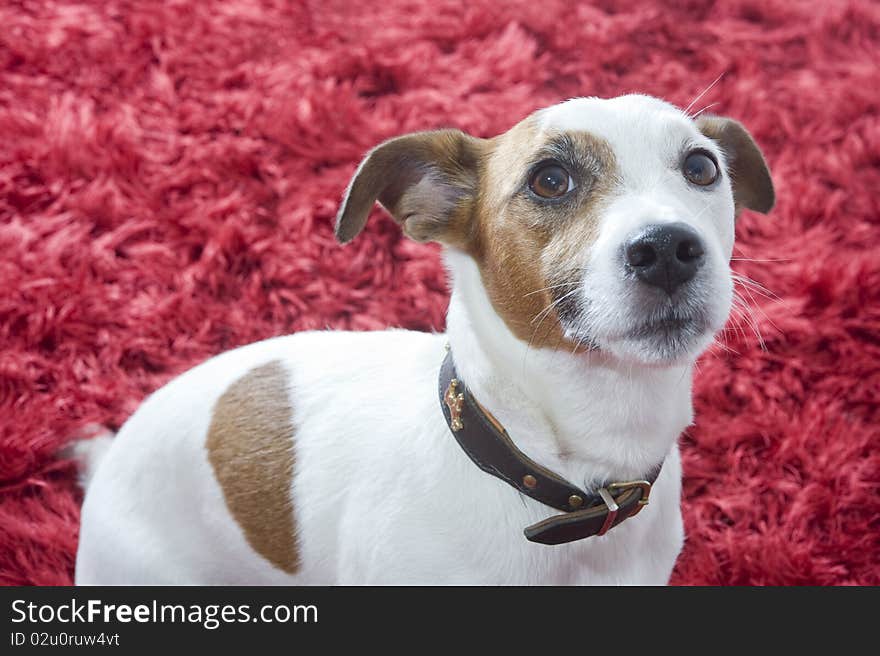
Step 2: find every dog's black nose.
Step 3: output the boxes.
[624,223,705,294]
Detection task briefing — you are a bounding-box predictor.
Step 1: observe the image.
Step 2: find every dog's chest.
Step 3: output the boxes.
[283,331,684,584]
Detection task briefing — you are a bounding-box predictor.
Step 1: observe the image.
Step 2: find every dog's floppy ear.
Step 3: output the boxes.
[335,129,485,245]
[697,116,775,215]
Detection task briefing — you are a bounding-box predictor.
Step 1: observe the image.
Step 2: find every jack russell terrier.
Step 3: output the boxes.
[75,94,774,585]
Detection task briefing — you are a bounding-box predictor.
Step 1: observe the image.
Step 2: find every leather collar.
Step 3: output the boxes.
[438,348,662,545]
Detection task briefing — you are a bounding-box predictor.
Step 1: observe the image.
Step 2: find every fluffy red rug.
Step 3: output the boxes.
[1,0,878,586]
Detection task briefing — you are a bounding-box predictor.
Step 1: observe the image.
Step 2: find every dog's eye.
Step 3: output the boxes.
[529,163,575,199]
[682,150,719,186]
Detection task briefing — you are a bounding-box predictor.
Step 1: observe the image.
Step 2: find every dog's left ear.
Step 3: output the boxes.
[335,129,486,246]
[697,116,775,215]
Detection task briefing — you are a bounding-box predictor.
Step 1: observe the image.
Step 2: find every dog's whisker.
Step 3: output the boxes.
[730,290,767,350]
[735,282,781,338]
[730,257,790,263]
[691,102,720,119]
[524,290,577,369]
[721,320,746,345]
[711,336,741,357]
[733,281,780,304]
[732,272,783,302]
[522,281,580,298]
[530,287,580,326]
[732,276,778,301]
[684,72,725,115]
[714,335,740,355]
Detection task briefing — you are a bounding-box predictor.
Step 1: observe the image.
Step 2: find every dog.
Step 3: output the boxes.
[75,94,774,585]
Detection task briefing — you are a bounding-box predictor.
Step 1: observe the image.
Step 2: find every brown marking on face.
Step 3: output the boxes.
[205,360,299,574]
[335,116,621,351]
[466,119,621,349]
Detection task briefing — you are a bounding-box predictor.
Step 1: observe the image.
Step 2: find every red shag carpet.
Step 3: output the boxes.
[1,0,878,586]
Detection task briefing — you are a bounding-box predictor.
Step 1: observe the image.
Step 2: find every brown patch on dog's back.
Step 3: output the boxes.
[206,360,299,574]
[469,122,620,349]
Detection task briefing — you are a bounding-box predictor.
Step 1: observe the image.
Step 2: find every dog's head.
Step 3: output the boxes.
[336,95,774,366]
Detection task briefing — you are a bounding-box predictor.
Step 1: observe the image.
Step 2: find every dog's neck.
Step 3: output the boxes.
[443,249,695,487]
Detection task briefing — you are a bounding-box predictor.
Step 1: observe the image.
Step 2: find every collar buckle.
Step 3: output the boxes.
[607,480,653,514]
[597,480,653,536]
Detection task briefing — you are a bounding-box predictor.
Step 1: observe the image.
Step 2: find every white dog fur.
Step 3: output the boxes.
[75,94,773,585]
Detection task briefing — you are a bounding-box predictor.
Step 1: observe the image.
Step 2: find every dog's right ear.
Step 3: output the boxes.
[335,129,486,246]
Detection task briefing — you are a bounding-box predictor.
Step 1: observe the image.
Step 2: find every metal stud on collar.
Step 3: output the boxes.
[444,379,465,432]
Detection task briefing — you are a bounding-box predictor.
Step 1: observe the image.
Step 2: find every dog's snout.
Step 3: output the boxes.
[624,222,705,294]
